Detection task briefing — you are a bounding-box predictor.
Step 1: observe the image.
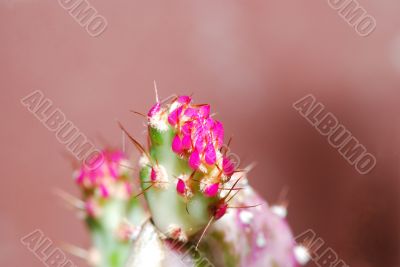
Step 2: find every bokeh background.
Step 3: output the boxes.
[1,0,399,266]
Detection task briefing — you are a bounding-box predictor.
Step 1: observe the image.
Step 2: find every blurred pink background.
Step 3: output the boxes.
[1,0,399,266]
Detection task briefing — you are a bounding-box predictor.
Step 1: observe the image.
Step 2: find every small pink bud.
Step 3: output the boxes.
[176,179,186,195]
[151,167,157,182]
[204,183,219,197]
[223,157,235,176]
[172,135,183,153]
[189,149,201,170]
[148,103,160,117]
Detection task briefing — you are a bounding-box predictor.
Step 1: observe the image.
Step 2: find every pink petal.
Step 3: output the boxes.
[168,106,184,126]
[176,179,186,195]
[148,103,160,117]
[204,143,216,165]
[177,95,192,104]
[195,134,205,153]
[172,134,183,153]
[168,109,179,126]
[213,121,224,147]
[223,157,235,176]
[199,105,210,118]
[181,121,192,135]
[182,134,192,150]
[189,149,201,170]
[204,183,219,197]
[205,118,214,129]
[184,107,197,118]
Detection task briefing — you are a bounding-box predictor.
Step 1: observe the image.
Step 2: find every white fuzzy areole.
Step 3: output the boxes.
[294,245,311,265]
[271,205,288,218]
[149,110,169,132]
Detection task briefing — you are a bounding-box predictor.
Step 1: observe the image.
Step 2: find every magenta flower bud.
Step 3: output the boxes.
[213,121,224,147]
[214,203,228,220]
[176,179,186,196]
[223,157,235,176]
[189,149,201,170]
[172,134,183,153]
[168,106,183,126]
[181,121,192,135]
[181,134,192,150]
[150,167,157,182]
[204,142,217,165]
[199,104,210,118]
[184,107,197,118]
[204,183,219,197]
[194,134,205,153]
[148,102,161,117]
[177,95,192,104]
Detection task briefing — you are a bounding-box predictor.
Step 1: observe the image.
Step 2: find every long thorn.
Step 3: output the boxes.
[134,184,154,198]
[118,121,152,162]
[195,216,214,250]
[154,80,159,103]
[53,188,84,210]
[130,110,147,118]
[222,175,244,201]
[228,203,263,209]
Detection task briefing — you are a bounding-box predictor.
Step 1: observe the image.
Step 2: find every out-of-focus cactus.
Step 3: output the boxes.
[71,149,147,267]
[198,171,304,267]
[121,95,239,241]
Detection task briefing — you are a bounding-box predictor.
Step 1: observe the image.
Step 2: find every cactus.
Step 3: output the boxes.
[119,95,240,241]
[71,149,147,267]
[63,92,309,267]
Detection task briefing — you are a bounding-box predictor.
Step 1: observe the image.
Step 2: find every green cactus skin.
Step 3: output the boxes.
[139,126,214,239]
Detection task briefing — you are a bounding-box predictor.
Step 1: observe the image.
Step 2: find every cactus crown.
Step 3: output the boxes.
[74,150,133,216]
[126,95,239,240]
